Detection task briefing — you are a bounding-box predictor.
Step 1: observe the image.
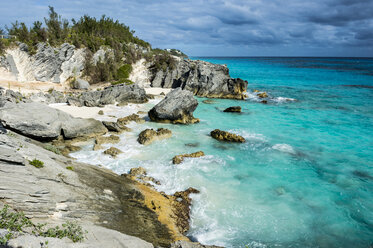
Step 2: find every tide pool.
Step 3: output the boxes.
[72,57,373,248]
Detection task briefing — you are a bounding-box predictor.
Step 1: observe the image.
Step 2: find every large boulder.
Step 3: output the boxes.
[151,59,248,100]
[0,102,107,140]
[148,88,199,124]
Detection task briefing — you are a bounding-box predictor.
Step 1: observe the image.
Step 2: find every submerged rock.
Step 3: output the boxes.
[202,99,217,104]
[103,147,122,158]
[126,167,161,185]
[210,129,245,143]
[151,59,248,100]
[148,88,199,124]
[257,92,268,98]
[223,106,241,113]
[137,128,172,145]
[172,151,205,164]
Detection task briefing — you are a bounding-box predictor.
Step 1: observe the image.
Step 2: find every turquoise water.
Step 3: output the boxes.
[72,57,373,247]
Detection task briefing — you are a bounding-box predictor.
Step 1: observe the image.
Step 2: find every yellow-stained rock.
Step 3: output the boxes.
[172,151,205,164]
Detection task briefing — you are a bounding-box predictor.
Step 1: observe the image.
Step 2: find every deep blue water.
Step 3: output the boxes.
[73,57,373,247]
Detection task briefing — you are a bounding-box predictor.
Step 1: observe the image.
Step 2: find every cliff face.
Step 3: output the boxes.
[151,58,248,100]
[1,42,87,83]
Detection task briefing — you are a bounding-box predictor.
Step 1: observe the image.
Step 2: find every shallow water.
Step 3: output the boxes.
[72,57,373,248]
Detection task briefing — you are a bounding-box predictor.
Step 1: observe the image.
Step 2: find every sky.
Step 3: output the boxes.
[0,0,372,57]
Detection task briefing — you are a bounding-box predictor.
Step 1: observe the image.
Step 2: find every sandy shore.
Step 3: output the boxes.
[145,87,171,95]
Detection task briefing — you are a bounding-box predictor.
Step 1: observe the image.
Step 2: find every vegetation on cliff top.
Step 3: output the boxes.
[0,6,185,84]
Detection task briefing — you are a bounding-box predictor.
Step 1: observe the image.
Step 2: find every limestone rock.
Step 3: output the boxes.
[150,59,247,100]
[148,88,199,124]
[0,146,25,165]
[118,114,145,125]
[210,129,245,143]
[257,92,268,98]
[137,128,172,145]
[172,151,205,164]
[223,106,241,113]
[103,147,122,158]
[68,84,148,107]
[102,121,131,133]
[72,78,90,90]
[0,102,107,140]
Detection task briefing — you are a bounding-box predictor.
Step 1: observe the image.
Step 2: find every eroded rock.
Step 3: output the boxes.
[137,128,172,145]
[172,151,205,164]
[210,129,245,143]
[148,88,199,124]
[103,147,122,158]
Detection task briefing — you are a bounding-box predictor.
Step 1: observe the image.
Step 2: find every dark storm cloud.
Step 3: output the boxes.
[0,0,372,56]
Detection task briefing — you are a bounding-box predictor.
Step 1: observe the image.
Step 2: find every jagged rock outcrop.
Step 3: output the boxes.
[72,78,90,89]
[137,128,172,145]
[172,151,205,164]
[67,84,148,107]
[210,129,245,143]
[1,42,85,83]
[151,59,248,99]
[0,102,107,140]
[148,88,199,124]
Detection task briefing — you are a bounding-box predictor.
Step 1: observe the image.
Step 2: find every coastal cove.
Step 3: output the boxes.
[70,57,373,248]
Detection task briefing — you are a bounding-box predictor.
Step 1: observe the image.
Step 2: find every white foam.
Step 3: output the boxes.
[273,96,296,103]
[272,143,295,154]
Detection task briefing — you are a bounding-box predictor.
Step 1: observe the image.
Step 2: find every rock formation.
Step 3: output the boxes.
[137,128,172,145]
[151,59,248,100]
[148,88,199,124]
[0,102,107,141]
[0,131,195,247]
[67,84,148,107]
[103,147,122,158]
[210,129,245,143]
[172,151,205,164]
[223,106,241,113]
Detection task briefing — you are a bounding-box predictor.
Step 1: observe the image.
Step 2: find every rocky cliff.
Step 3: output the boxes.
[150,58,248,100]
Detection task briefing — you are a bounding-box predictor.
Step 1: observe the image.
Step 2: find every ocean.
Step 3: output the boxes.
[71,57,373,248]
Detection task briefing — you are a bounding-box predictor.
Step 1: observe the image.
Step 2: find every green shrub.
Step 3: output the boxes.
[0,205,86,245]
[43,144,61,155]
[116,64,132,80]
[66,166,74,171]
[29,159,44,168]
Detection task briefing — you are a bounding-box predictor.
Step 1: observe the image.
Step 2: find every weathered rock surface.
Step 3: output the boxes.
[0,132,192,246]
[102,121,131,133]
[126,167,161,186]
[103,147,122,158]
[148,88,199,124]
[93,135,120,150]
[171,241,223,248]
[72,78,90,90]
[5,225,154,248]
[67,84,148,107]
[223,106,241,113]
[210,129,245,143]
[118,113,145,125]
[1,43,84,83]
[0,102,107,140]
[172,151,205,164]
[137,128,172,145]
[151,59,248,99]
